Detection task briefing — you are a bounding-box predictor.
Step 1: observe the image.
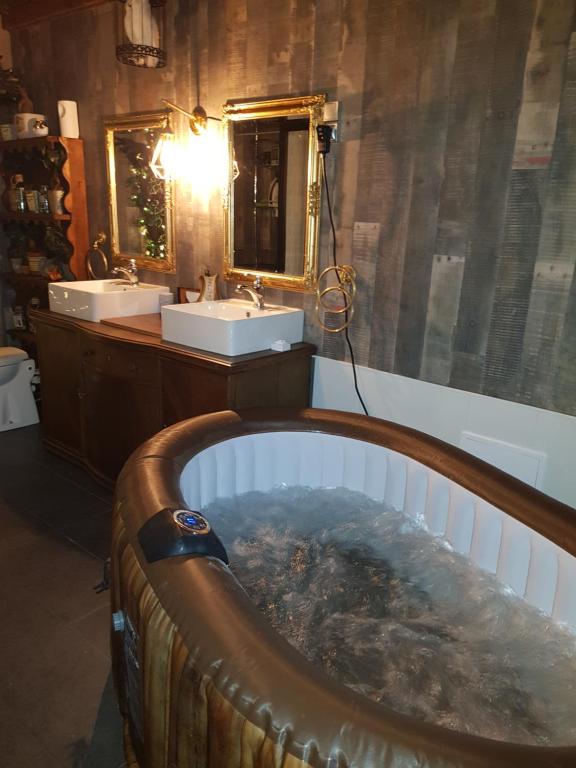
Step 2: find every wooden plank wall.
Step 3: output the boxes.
[10,0,576,417]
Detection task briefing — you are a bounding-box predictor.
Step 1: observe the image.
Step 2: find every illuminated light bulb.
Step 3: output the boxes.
[178,124,227,207]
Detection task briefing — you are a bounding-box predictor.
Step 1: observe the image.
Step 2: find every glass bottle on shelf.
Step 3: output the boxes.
[38,185,50,214]
[8,174,27,212]
[25,185,40,213]
[48,174,65,215]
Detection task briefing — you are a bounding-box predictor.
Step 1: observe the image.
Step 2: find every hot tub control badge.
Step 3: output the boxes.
[173,510,211,534]
[138,507,229,564]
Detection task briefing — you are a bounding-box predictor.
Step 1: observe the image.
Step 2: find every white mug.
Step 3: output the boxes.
[31,120,49,137]
[14,113,46,138]
[58,100,79,138]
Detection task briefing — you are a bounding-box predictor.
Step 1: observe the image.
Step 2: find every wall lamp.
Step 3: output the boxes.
[149,99,223,180]
[161,98,221,136]
[150,99,239,183]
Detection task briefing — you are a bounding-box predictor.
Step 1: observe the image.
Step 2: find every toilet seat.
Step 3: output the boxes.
[0,347,28,366]
[0,346,39,431]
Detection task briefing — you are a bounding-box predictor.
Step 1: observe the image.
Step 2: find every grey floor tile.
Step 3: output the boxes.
[48,507,113,561]
[72,604,113,659]
[38,450,114,504]
[84,674,125,768]
[0,424,112,504]
[1,729,61,768]
[0,464,108,517]
[0,426,123,767]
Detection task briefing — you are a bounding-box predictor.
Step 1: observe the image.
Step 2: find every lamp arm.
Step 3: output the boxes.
[161,98,222,123]
[161,98,195,120]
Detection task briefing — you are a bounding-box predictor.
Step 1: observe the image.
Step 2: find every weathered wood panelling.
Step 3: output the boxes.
[537,27,576,413]
[10,0,576,417]
[424,0,497,382]
[484,0,575,401]
[394,0,459,378]
[450,0,537,393]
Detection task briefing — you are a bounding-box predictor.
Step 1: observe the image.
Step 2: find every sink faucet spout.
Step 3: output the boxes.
[111,258,139,286]
[236,277,264,310]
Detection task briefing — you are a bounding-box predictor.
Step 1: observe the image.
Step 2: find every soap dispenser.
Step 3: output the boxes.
[198,268,220,302]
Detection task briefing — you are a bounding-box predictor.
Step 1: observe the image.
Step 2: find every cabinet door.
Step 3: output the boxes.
[36,322,82,456]
[161,358,229,426]
[81,344,162,482]
[228,353,312,409]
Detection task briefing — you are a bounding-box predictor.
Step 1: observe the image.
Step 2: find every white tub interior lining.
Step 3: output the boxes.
[179,431,576,628]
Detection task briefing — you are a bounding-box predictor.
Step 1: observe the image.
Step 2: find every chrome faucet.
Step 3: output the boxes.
[236,277,264,310]
[112,258,139,286]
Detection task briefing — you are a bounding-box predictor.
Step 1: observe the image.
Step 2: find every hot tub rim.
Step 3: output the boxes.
[122,407,576,559]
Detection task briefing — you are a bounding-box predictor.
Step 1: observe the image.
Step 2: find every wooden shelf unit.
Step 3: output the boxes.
[0,135,89,279]
[0,211,72,223]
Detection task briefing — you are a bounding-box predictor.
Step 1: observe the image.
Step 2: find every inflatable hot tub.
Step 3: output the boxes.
[111,408,576,768]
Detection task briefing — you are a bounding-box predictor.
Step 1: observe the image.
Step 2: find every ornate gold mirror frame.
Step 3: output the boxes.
[223,94,325,292]
[104,109,176,273]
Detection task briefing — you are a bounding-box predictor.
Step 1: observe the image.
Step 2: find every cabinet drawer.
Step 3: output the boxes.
[80,337,159,384]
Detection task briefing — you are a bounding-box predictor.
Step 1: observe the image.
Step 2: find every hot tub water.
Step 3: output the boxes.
[204,486,576,747]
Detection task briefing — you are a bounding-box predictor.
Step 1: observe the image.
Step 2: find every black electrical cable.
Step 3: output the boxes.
[320,152,369,416]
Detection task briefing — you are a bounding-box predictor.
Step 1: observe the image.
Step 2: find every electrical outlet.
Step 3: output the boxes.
[323,101,339,142]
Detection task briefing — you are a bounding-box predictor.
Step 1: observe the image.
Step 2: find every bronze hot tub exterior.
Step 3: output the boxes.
[111,408,576,768]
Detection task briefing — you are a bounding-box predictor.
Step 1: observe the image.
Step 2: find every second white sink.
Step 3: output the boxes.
[49,280,173,322]
[161,299,304,356]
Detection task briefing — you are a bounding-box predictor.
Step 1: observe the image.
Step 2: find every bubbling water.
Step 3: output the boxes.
[204,486,576,746]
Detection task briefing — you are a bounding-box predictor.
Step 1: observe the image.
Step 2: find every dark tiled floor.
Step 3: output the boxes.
[0,425,124,767]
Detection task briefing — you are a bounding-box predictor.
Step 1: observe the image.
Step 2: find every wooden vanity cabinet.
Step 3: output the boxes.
[79,336,163,482]
[32,310,315,486]
[160,348,312,424]
[36,320,83,457]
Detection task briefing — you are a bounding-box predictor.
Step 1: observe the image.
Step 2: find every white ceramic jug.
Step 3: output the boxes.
[58,100,79,138]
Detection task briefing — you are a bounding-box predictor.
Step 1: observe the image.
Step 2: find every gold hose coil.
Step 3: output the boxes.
[315,264,357,333]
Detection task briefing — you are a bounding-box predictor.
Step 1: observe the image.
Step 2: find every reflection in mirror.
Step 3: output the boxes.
[233,118,308,274]
[104,110,175,273]
[224,95,325,292]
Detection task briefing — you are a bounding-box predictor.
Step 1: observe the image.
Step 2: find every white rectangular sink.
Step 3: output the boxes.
[161,299,304,356]
[49,280,173,322]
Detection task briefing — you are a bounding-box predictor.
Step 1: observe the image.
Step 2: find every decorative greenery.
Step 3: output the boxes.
[115,130,167,260]
[44,223,72,262]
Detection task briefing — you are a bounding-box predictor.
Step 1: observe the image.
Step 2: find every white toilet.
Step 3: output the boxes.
[0,347,39,432]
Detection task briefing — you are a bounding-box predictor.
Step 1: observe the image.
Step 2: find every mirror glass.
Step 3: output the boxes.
[224,95,325,291]
[104,110,175,273]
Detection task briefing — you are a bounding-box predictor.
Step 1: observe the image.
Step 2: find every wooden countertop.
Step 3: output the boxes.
[101,313,162,338]
[30,308,316,371]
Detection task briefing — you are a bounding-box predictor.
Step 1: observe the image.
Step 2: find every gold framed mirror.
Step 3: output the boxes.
[104,110,176,273]
[223,94,325,291]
